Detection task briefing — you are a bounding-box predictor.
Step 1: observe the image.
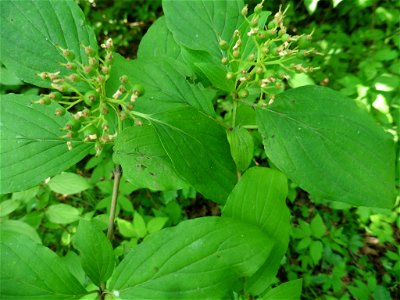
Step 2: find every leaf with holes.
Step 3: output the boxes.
[114,106,237,203]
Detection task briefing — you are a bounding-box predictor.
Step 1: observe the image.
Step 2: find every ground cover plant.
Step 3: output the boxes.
[0,0,398,299]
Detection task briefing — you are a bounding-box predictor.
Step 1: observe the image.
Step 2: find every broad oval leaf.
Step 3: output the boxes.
[0,0,97,89]
[223,167,290,295]
[113,124,189,191]
[46,204,80,225]
[72,219,115,286]
[109,217,274,299]
[0,94,92,194]
[114,106,237,203]
[256,85,395,208]
[48,172,91,195]
[0,233,87,299]
[107,55,216,117]
[227,127,254,172]
[163,0,244,58]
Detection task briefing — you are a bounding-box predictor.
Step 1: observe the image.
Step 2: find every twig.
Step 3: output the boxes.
[107,164,121,240]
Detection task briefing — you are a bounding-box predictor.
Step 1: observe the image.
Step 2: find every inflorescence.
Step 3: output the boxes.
[221,1,319,105]
[34,38,144,156]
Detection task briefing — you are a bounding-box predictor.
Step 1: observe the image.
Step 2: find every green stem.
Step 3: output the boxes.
[232,99,238,128]
[107,164,121,240]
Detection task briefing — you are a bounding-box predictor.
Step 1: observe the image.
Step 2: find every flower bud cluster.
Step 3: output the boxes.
[221,2,319,105]
[35,39,144,156]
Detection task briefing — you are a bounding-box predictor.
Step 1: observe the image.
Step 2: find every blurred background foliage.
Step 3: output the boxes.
[0,0,398,299]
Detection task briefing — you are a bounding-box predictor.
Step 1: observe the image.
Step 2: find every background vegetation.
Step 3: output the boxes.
[1,0,398,299]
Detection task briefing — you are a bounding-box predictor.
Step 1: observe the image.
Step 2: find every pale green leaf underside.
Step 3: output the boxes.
[48,172,91,195]
[256,85,395,208]
[110,217,273,299]
[115,106,237,203]
[0,0,97,89]
[73,220,115,286]
[223,167,290,295]
[0,94,92,194]
[163,0,244,58]
[0,233,87,300]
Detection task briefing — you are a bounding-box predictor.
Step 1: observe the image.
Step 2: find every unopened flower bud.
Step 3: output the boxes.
[55,107,66,116]
[39,96,51,105]
[84,46,94,56]
[101,66,109,74]
[219,39,228,50]
[126,103,134,110]
[89,57,98,66]
[254,3,263,14]
[130,94,138,103]
[226,72,234,80]
[65,62,77,70]
[62,49,75,60]
[241,5,248,16]
[39,72,48,80]
[221,57,229,64]
[119,75,128,83]
[113,90,122,99]
[118,85,126,93]
[251,16,259,27]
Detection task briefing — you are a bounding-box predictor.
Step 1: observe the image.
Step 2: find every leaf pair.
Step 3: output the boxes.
[0,167,292,299]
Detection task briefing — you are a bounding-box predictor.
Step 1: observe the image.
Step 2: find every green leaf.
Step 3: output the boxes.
[227,127,254,172]
[115,106,237,203]
[0,199,20,217]
[163,0,244,58]
[195,62,234,92]
[138,17,182,60]
[0,0,97,89]
[147,217,168,234]
[72,219,115,286]
[0,94,92,194]
[0,66,22,86]
[107,55,216,117]
[48,172,91,195]
[310,213,326,239]
[46,204,80,224]
[223,167,290,295]
[117,218,136,238]
[133,211,147,239]
[310,240,323,265]
[0,233,87,299]
[0,219,41,243]
[262,279,303,300]
[256,85,395,208]
[112,124,188,191]
[109,217,274,299]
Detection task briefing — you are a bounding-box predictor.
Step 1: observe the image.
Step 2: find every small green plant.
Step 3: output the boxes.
[0,0,396,299]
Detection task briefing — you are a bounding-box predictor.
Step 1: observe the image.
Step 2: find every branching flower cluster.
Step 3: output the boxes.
[221,1,319,105]
[34,39,144,156]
